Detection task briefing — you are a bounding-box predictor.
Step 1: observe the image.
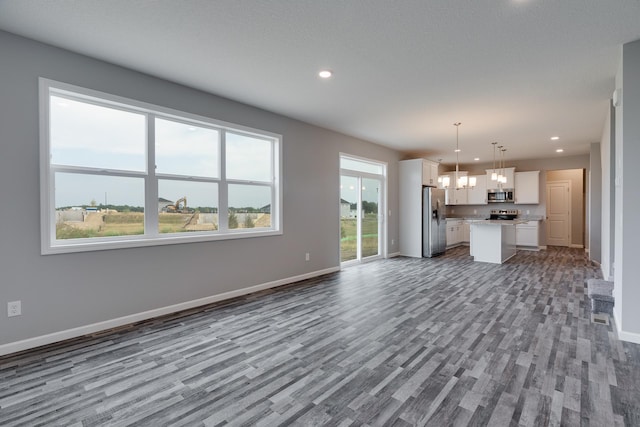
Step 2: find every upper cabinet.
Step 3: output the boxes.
[486,167,515,190]
[467,175,487,205]
[441,172,490,205]
[514,171,540,204]
[446,187,468,205]
[422,159,440,187]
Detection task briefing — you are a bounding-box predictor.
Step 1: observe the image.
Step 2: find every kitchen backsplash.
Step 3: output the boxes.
[446,204,545,219]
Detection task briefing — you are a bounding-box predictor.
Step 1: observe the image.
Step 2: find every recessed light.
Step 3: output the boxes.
[550,136,560,140]
[474,157,480,161]
[556,148,564,153]
[454,149,461,153]
[318,70,333,79]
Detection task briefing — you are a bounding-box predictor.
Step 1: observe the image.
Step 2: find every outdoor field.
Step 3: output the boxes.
[340,213,379,262]
[56,211,271,239]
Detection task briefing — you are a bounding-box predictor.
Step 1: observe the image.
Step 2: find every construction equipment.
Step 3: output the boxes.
[166,196,189,213]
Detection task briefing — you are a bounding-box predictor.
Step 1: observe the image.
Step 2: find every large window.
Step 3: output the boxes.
[40,79,282,254]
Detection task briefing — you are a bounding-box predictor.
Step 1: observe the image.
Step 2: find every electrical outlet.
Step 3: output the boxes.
[391,239,395,245]
[305,253,310,261]
[8,300,21,317]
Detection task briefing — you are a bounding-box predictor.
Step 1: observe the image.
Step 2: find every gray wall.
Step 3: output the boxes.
[589,142,602,263]
[600,104,614,279]
[614,38,640,339]
[0,31,401,346]
[445,155,589,247]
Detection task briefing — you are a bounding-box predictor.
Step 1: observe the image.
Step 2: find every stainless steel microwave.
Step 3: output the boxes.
[487,189,514,203]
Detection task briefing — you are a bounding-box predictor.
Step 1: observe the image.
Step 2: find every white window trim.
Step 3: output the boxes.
[339,153,388,260]
[39,78,282,255]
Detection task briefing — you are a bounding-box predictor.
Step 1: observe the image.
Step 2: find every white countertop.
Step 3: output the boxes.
[471,219,528,225]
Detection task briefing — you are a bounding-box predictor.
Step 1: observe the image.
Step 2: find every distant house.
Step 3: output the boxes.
[158,197,173,213]
[340,199,351,218]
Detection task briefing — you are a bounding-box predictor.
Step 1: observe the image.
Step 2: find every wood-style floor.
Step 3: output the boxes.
[1,247,639,426]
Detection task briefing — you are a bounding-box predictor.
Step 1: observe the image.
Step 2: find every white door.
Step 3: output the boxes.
[546,181,570,246]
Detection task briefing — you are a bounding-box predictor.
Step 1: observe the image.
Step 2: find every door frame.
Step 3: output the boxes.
[546,180,572,247]
[339,154,387,266]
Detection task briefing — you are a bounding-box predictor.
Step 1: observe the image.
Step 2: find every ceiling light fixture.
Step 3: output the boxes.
[550,136,560,140]
[318,70,333,79]
[474,157,480,161]
[556,148,564,153]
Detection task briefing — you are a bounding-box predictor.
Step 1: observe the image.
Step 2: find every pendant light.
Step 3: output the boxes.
[496,145,502,184]
[491,142,498,181]
[499,148,507,185]
[453,122,465,189]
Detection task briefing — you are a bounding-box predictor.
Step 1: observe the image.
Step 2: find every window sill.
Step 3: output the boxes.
[42,229,283,255]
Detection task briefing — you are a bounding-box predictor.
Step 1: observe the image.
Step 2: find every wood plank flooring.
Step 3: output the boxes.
[1,247,639,426]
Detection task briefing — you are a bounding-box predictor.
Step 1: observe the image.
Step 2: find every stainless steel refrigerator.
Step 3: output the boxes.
[422,187,447,257]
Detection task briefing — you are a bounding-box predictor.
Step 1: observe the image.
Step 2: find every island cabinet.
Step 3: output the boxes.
[514,171,540,204]
[471,221,517,264]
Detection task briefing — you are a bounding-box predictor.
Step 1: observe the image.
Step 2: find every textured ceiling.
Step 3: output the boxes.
[1,0,640,166]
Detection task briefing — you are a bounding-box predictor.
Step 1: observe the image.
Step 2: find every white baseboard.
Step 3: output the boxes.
[0,266,340,357]
[569,244,584,249]
[539,246,547,250]
[614,312,640,344]
[388,251,401,258]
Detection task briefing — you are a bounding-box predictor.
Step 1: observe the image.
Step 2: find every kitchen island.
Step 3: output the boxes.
[470,220,520,264]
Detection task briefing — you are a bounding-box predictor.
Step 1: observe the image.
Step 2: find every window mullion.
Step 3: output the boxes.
[145,114,158,236]
[218,131,228,232]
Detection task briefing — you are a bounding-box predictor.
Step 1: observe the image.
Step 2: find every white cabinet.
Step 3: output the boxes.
[422,160,439,187]
[399,159,423,257]
[486,167,515,190]
[443,174,485,205]
[514,171,540,204]
[446,219,463,247]
[441,171,468,205]
[516,220,540,249]
[399,158,440,257]
[446,188,468,205]
[467,175,487,205]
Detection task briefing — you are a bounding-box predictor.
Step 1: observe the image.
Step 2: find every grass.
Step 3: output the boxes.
[340,214,379,262]
[56,212,215,239]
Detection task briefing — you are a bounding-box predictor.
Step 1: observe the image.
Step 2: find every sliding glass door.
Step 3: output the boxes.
[340,155,386,264]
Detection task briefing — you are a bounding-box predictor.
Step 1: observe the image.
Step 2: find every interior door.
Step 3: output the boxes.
[546,181,570,246]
